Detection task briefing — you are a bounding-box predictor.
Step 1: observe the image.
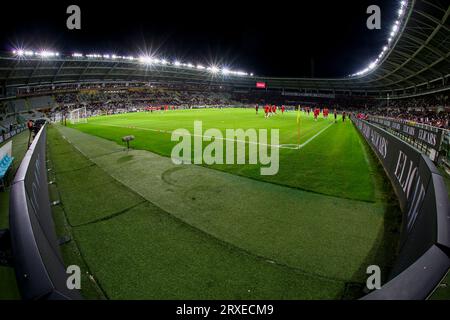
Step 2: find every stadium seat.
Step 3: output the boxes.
[0,154,14,189]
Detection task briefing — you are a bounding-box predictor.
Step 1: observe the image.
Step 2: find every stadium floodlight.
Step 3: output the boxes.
[139,55,154,64]
[8,47,254,76]
[38,50,58,58]
[231,70,248,76]
[87,53,101,58]
[208,66,220,74]
[350,0,409,77]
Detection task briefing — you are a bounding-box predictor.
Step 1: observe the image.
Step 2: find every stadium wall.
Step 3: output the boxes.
[352,117,450,299]
[0,124,26,144]
[8,124,82,300]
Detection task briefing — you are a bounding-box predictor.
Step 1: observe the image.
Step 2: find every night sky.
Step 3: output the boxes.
[0,0,398,78]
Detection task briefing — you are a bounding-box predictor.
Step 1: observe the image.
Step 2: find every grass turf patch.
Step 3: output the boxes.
[47,130,144,226]
[55,124,400,296]
[47,124,348,299]
[74,201,345,299]
[70,109,374,202]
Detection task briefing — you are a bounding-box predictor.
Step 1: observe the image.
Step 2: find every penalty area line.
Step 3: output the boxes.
[298,122,334,149]
[93,123,297,149]
[91,122,333,150]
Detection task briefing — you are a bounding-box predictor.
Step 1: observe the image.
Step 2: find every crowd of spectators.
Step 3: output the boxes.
[3,83,449,130]
[369,95,449,129]
[370,109,449,128]
[51,86,450,129]
[54,87,236,109]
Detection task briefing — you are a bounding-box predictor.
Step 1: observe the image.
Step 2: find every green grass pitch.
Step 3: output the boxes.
[3,108,447,300]
[70,108,375,201]
[41,108,402,299]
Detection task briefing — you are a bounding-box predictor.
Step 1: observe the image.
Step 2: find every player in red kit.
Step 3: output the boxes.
[281,105,285,114]
[313,108,319,121]
[264,105,269,119]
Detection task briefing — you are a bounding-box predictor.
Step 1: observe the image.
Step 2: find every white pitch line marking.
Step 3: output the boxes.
[90,122,333,150]
[298,122,334,149]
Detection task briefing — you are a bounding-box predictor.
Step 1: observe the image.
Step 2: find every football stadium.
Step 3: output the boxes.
[0,0,449,304]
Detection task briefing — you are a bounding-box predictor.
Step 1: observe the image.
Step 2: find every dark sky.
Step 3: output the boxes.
[0,0,398,78]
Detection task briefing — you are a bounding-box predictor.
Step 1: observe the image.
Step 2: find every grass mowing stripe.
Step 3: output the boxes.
[71,109,374,201]
[92,121,328,149]
[48,125,346,299]
[48,129,144,227]
[55,126,348,283]
[56,124,395,286]
[74,202,346,299]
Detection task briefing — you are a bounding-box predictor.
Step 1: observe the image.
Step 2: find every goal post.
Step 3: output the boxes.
[69,107,87,124]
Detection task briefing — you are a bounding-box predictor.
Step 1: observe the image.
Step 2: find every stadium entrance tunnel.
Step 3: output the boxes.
[353,117,450,299]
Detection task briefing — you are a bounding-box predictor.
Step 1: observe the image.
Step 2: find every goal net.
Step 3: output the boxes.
[69,107,87,124]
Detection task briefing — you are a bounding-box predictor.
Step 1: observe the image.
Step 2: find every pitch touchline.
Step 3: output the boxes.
[93,123,331,149]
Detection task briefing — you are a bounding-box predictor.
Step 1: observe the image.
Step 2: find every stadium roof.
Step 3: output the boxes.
[0,0,448,97]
